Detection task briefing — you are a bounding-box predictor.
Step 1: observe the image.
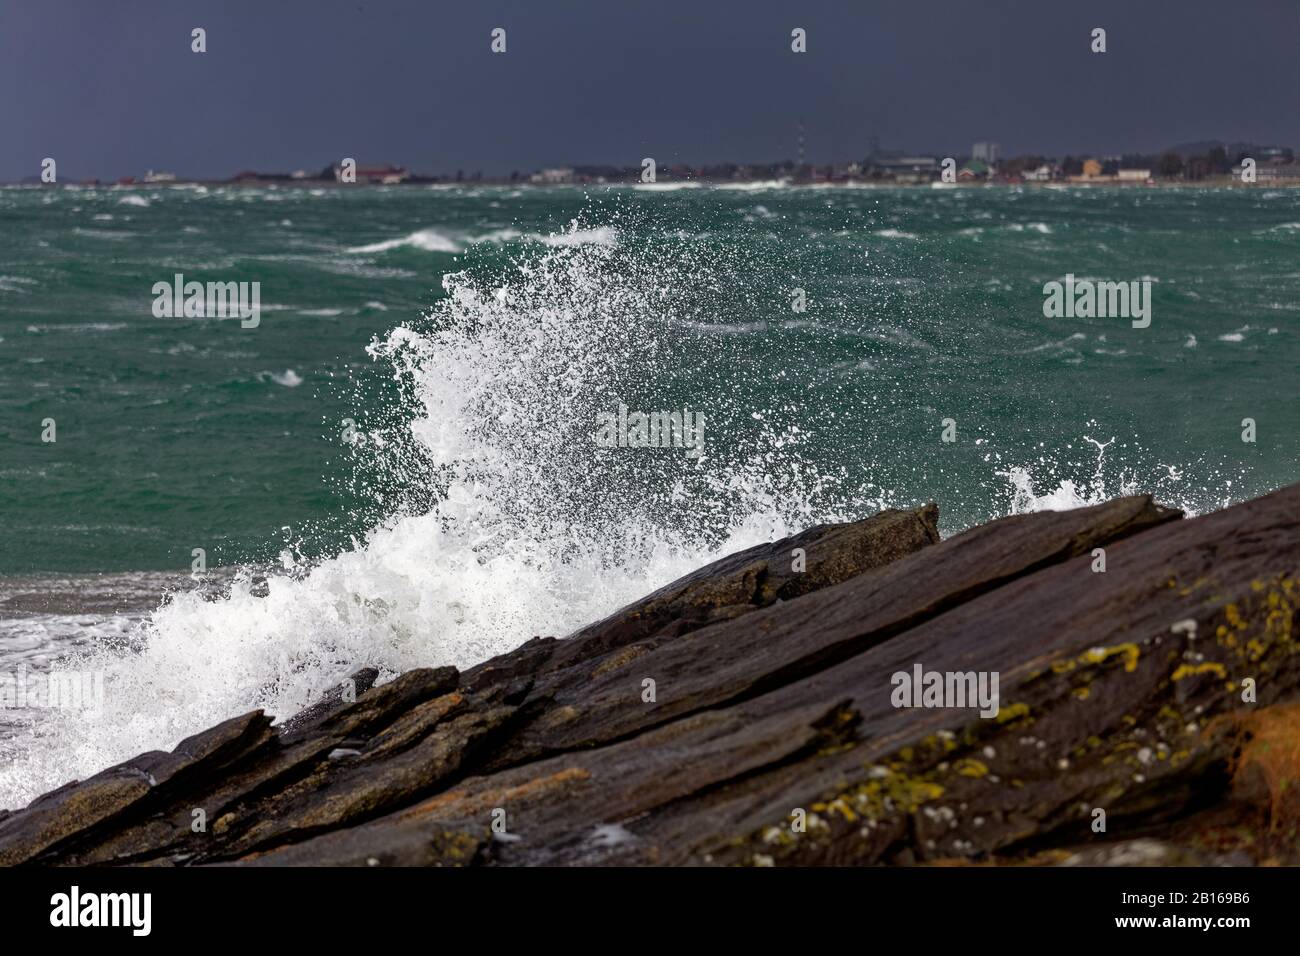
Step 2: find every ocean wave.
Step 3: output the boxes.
[998,436,1205,520]
[264,369,304,387]
[0,226,848,809]
[631,181,703,191]
[348,223,619,255]
[468,224,617,247]
[72,227,135,241]
[715,180,789,191]
[346,228,461,254]
[0,203,1261,811]
[0,275,38,293]
[675,318,770,334]
[25,322,127,333]
[529,224,618,247]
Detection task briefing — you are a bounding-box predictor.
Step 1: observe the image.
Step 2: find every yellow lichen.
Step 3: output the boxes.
[1080,643,1141,672]
[1171,662,1227,681]
[996,702,1031,724]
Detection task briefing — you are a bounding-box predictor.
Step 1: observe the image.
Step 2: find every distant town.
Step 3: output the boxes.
[14,139,1300,187]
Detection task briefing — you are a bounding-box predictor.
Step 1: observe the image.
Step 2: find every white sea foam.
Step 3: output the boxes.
[26,322,127,333]
[530,225,618,247]
[268,369,304,387]
[0,224,844,809]
[469,227,523,244]
[348,223,618,255]
[996,431,1206,522]
[470,223,618,248]
[716,180,789,191]
[0,275,38,294]
[347,228,462,254]
[72,227,134,241]
[1005,467,1109,513]
[631,181,703,191]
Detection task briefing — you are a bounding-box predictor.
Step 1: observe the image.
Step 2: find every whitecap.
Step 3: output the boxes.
[631,181,703,191]
[346,228,461,254]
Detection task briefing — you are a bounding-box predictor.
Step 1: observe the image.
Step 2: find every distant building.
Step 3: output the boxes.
[530,167,575,184]
[1064,158,1108,183]
[334,163,409,184]
[231,170,296,184]
[1022,163,1056,182]
[1117,168,1152,183]
[1256,164,1300,183]
[972,142,1001,164]
[142,170,177,183]
[958,159,990,181]
[869,156,939,183]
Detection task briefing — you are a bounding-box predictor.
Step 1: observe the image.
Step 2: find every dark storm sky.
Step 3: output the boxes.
[2,0,1297,181]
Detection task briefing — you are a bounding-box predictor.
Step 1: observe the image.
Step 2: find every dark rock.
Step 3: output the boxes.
[0,710,274,866]
[481,495,1179,768]
[278,666,380,742]
[3,486,1299,867]
[461,503,941,696]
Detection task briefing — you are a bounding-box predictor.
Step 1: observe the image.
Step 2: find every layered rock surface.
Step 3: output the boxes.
[2,489,1298,867]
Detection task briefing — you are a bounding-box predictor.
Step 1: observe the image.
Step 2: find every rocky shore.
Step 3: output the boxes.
[2,485,1298,867]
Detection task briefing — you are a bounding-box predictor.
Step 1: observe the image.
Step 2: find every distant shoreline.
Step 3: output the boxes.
[4,177,1294,189]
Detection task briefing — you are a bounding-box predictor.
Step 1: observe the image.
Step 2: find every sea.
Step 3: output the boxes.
[0,181,1296,808]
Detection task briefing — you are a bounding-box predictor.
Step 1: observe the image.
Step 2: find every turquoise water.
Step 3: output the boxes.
[2,182,1295,575]
[1,181,1298,807]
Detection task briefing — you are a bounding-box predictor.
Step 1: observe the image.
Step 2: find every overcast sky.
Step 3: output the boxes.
[2,0,1297,181]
